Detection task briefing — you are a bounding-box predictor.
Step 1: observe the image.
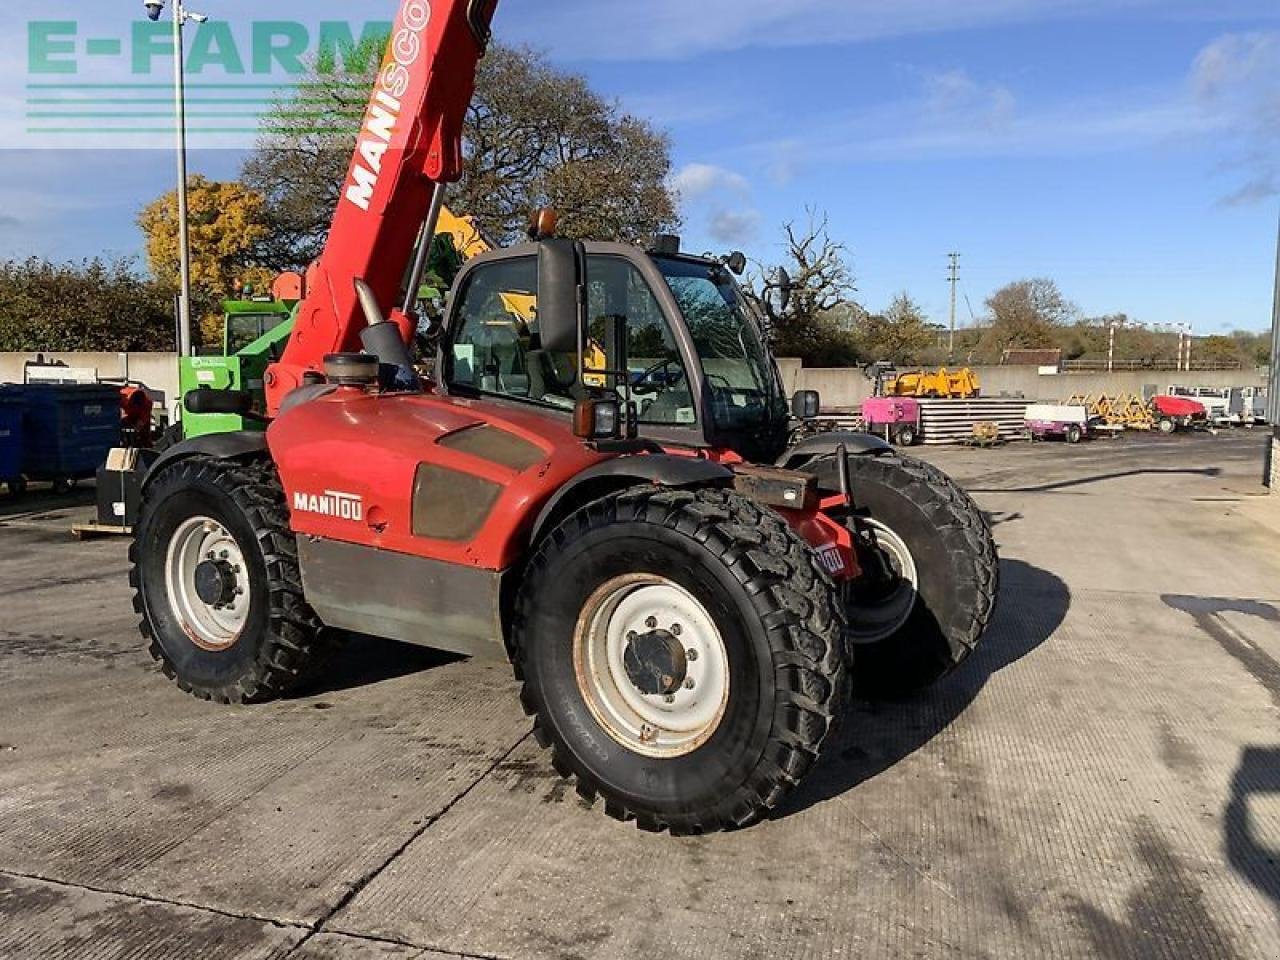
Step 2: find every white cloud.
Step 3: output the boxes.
[670,163,760,248]
[1190,31,1280,206]
[670,163,750,201]
[920,68,1017,130]
[708,209,761,245]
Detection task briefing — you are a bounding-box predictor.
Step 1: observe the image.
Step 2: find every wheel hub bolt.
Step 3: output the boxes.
[664,694,676,704]
[640,724,656,743]
[626,631,638,643]
[687,649,698,662]
[670,623,682,637]
[645,616,658,629]
[684,677,695,690]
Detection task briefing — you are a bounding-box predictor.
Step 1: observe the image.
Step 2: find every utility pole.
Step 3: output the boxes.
[947,252,960,363]
[150,1,208,358]
[1267,212,1280,426]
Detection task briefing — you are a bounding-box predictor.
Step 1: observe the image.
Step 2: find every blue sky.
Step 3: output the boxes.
[1,1,1278,332]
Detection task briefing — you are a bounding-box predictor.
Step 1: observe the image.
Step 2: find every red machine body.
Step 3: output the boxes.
[267,391,860,579]
[266,0,497,412]
[269,391,608,571]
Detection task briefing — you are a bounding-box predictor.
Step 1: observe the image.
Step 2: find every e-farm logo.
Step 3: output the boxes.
[23,17,392,143]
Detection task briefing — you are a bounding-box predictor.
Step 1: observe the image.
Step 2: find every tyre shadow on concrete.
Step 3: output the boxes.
[290,632,464,698]
[968,466,1221,495]
[1226,746,1280,919]
[775,558,1070,818]
[1162,594,1280,919]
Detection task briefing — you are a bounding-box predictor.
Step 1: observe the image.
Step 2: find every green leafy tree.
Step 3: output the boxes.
[242,40,679,269]
[856,293,935,364]
[0,258,177,352]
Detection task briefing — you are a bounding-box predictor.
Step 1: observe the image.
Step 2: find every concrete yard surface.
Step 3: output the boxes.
[2,432,1280,958]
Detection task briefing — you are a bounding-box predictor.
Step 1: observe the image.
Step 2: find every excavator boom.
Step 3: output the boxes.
[266,0,498,413]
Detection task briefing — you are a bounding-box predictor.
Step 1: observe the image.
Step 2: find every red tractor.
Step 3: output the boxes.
[130,0,997,833]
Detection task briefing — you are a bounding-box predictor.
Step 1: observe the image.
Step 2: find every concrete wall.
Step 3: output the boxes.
[0,353,179,410]
[3,351,1265,418]
[778,358,1267,410]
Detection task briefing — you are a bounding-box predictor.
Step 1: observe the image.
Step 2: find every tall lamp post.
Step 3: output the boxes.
[144,1,208,358]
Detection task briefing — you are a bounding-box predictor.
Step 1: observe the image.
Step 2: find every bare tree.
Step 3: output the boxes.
[748,209,860,365]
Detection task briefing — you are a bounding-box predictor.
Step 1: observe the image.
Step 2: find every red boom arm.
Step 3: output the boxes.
[265,0,498,414]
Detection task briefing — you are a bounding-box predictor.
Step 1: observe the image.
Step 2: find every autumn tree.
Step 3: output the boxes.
[978,278,1076,361]
[750,210,861,366]
[242,40,679,269]
[138,176,274,343]
[856,293,936,364]
[1197,335,1249,368]
[0,258,176,352]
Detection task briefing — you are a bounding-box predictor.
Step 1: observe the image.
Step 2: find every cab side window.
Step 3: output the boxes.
[586,256,696,426]
[447,257,577,410]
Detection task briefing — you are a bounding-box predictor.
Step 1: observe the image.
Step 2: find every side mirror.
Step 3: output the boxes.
[537,238,583,354]
[726,251,747,276]
[791,390,820,421]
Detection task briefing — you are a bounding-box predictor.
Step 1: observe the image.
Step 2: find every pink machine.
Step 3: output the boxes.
[862,397,921,447]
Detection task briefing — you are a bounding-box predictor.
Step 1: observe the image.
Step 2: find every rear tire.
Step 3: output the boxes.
[895,424,917,447]
[1159,418,1176,435]
[806,453,999,697]
[512,486,846,834]
[1066,424,1083,444]
[130,456,330,704]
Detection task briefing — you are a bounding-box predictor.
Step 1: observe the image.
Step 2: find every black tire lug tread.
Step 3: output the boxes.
[511,485,848,835]
[130,455,335,704]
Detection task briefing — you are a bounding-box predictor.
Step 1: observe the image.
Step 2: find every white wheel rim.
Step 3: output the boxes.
[164,516,251,652]
[573,574,730,758]
[847,519,920,644]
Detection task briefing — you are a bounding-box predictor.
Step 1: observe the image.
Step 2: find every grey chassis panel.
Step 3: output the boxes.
[143,432,269,490]
[297,537,507,660]
[776,431,892,469]
[529,455,734,543]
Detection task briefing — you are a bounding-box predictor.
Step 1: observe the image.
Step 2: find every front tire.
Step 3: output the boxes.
[130,456,330,704]
[807,452,999,697]
[513,487,846,834]
[1066,424,1083,444]
[895,424,917,447]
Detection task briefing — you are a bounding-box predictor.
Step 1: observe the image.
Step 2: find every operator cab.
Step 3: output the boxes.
[437,240,791,462]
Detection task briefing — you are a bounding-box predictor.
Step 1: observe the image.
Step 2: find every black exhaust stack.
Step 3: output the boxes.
[354,278,420,391]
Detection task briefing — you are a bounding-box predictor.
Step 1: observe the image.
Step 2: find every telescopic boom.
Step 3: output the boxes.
[265,0,498,413]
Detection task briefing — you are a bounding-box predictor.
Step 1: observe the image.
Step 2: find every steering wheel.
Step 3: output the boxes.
[633,358,685,395]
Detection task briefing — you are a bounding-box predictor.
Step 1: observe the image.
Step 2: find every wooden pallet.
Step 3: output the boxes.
[71,522,131,540]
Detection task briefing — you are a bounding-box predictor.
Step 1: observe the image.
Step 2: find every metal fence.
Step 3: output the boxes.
[1059,359,1248,373]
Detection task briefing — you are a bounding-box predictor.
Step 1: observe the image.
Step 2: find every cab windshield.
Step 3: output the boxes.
[654,257,785,433]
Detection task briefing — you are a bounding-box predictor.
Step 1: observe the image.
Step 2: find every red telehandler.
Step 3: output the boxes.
[133,0,998,833]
